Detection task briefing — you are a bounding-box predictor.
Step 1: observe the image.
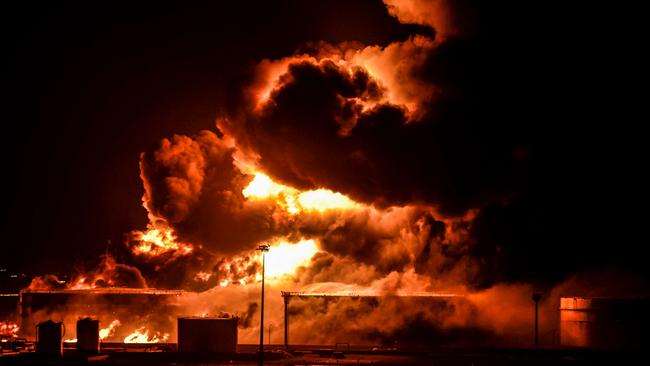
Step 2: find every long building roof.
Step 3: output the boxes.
[281,291,460,298]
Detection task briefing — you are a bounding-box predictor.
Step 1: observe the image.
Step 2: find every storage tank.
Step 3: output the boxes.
[76,317,99,353]
[36,320,63,356]
[560,297,650,349]
[177,317,238,353]
[19,288,184,338]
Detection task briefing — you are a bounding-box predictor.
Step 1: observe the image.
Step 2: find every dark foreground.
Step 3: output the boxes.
[0,343,642,365]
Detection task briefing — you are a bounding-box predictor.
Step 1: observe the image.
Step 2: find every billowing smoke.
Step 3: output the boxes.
[138,131,278,254]
[382,0,478,38]
[28,255,147,290]
[17,0,647,349]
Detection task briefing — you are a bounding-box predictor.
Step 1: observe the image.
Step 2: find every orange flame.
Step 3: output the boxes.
[205,238,319,287]
[263,239,319,278]
[99,320,121,340]
[129,226,193,257]
[123,327,169,343]
[243,173,359,214]
[0,321,19,338]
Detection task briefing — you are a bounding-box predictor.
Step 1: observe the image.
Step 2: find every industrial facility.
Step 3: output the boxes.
[2,289,647,364]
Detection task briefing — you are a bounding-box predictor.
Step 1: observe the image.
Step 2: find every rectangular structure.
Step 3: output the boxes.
[177,317,238,353]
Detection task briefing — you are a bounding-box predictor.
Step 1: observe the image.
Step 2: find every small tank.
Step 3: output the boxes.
[36,320,63,356]
[177,316,238,353]
[76,317,99,353]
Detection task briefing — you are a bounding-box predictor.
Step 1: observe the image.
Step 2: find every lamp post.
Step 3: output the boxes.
[257,244,270,365]
[532,293,541,349]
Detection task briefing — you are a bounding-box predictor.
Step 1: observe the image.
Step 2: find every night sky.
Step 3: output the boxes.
[1,0,646,292]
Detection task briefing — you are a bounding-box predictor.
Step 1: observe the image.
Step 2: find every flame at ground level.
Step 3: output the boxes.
[124,327,169,343]
[99,320,121,340]
[0,321,19,337]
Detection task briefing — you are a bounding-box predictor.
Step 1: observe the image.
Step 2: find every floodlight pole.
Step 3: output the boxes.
[257,244,270,365]
[532,293,542,349]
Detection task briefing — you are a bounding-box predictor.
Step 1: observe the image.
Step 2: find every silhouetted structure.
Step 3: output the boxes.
[280,291,461,349]
[560,297,650,349]
[177,316,237,353]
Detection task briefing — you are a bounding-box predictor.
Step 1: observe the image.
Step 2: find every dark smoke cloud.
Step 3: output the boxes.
[213,0,648,290]
[220,48,527,217]
[103,0,647,295]
[139,131,286,254]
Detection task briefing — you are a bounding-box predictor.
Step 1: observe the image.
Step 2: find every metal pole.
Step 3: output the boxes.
[257,244,269,366]
[260,251,265,365]
[532,293,541,350]
[535,300,539,349]
[284,294,289,350]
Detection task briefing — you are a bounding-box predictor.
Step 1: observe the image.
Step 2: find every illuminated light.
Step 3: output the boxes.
[264,239,318,278]
[99,320,121,340]
[220,279,229,287]
[64,338,77,343]
[124,327,169,344]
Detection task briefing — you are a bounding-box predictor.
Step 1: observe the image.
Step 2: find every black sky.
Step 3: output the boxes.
[1,1,646,287]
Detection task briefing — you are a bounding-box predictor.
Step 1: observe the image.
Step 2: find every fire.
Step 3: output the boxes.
[194,271,212,282]
[208,238,320,287]
[0,321,19,337]
[99,320,121,340]
[242,173,286,198]
[297,189,358,212]
[264,239,319,278]
[130,226,193,257]
[69,276,94,290]
[124,327,169,343]
[243,173,359,214]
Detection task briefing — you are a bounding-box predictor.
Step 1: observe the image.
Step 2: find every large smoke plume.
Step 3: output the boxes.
[15,0,647,348]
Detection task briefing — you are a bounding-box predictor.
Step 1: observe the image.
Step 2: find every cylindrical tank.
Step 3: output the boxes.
[560,297,650,349]
[36,320,63,356]
[76,318,99,353]
[177,317,238,353]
